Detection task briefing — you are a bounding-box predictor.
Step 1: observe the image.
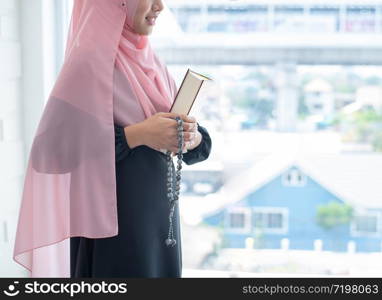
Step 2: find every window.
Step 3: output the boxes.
[282,167,306,187]
[252,207,288,234]
[254,212,282,228]
[225,207,251,233]
[351,212,381,237]
[230,213,245,228]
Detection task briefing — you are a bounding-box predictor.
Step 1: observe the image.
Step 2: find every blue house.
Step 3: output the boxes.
[202,153,382,253]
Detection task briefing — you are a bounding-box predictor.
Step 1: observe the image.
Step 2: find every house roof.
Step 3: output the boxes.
[296,153,382,209]
[182,152,382,224]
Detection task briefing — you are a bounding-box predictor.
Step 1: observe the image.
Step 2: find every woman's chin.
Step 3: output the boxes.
[144,26,153,35]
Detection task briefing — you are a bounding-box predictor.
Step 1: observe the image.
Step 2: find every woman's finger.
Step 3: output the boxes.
[179,114,196,124]
[181,121,197,132]
[179,131,195,142]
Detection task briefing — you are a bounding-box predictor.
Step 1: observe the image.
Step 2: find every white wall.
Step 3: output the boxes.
[0,0,26,277]
[0,0,65,277]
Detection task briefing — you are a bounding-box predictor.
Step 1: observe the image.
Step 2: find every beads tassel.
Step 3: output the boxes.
[165,117,184,247]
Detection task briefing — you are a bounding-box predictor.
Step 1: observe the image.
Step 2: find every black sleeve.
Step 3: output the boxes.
[182,122,212,165]
[114,123,132,163]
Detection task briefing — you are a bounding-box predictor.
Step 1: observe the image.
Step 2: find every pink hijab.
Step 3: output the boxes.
[13,0,178,277]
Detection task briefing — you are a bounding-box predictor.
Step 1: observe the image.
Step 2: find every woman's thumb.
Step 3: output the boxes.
[158,112,181,119]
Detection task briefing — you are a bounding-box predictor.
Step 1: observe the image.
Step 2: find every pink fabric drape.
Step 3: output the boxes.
[13,0,178,277]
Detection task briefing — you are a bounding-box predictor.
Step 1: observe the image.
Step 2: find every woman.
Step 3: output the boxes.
[13,0,211,278]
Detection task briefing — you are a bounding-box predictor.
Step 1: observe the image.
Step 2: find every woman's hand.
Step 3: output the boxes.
[138,112,199,154]
[171,114,202,156]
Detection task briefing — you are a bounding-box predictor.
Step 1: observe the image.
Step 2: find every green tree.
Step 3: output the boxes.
[316,201,354,251]
[372,130,382,152]
[353,108,382,144]
[315,201,354,230]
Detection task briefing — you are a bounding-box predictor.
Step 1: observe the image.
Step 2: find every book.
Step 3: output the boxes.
[169,68,212,115]
[159,68,212,155]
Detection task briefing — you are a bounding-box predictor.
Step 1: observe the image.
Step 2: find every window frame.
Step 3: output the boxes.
[225,206,252,234]
[252,206,289,234]
[282,167,307,187]
[350,211,382,238]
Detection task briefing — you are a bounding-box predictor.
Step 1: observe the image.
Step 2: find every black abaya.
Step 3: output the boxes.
[70,122,212,278]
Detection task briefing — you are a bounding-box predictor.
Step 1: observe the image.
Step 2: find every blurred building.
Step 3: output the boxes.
[166,0,382,34]
[304,78,334,117]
